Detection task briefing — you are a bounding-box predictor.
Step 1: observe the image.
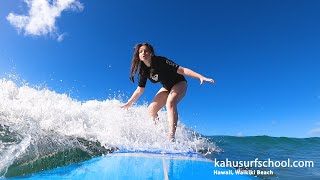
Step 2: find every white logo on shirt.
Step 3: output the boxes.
[151,74,158,81]
[166,60,179,68]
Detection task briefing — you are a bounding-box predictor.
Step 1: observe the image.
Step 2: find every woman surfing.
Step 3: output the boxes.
[121,43,214,141]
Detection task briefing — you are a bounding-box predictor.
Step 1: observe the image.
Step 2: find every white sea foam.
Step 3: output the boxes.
[0,78,217,174]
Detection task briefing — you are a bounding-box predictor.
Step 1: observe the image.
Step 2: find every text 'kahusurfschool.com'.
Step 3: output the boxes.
[214,158,314,168]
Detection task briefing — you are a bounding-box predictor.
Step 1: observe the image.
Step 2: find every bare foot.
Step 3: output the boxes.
[152,116,159,125]
[169,137,175,142]
[169,132,175,142]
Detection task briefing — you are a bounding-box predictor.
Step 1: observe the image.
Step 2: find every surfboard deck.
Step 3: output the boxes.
[9,151,259,179]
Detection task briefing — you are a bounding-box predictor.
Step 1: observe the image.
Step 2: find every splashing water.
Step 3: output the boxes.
[0,78,217,177]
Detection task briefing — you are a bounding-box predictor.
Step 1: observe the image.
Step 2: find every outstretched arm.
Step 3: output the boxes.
[177,66,215,85]
[121,86,145,109]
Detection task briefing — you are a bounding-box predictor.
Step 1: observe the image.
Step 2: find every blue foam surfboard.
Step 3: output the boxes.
[10,151,260,180]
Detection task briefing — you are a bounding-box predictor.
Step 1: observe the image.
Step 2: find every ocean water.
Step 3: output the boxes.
[0,79,319,180]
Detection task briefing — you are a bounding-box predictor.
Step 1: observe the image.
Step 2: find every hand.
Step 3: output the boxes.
[120,102,131,110]
[200,76,215,85]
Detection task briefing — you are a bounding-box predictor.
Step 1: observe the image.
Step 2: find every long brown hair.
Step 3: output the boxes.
[129,43,155,83]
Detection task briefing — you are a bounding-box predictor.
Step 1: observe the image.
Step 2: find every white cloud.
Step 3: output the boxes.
[309,128,320,136]
[236,132,244,137]
[57,32,67,42]
[6,0,84,41]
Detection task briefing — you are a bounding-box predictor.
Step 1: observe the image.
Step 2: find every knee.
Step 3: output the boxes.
[166,100,177,110]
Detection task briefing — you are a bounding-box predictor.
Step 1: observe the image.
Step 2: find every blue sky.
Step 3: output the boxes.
[1,0,320,138]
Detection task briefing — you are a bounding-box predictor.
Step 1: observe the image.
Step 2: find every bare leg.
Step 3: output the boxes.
[148,88,169,124]
[166,81,187,141]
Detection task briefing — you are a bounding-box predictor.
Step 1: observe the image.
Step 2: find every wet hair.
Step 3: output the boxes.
[129,43,155,83]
